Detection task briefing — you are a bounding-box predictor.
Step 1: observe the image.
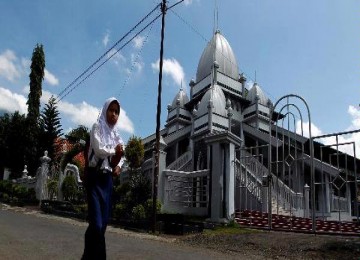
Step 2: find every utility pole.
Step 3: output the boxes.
[153,0,167,234]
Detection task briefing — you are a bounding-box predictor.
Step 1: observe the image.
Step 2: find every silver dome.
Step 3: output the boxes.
[170,87,189,108]
[247,83,270,106]
[197,84,227,117]
[196,30,239,82]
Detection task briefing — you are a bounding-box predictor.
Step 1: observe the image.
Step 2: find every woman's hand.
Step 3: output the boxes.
[115,144,123,156]
[112,166,121,177]
[111,144,123,168]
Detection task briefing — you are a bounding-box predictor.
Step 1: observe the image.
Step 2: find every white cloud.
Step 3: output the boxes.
[58,100,134,134]
[118,108,134,134]
[296,121,323,138]
[44,69,59,86]
[0,50,21,81]
[348,105,360,129]
[0,87,27,114]
[107,49,126,66]
[103,30,110,47]
[41,90,134,134]
[40,90,55,104]
[22,85,29,94]
[151,58,185,86]
[0,50,58,86]
[133,35,145,49]
[21,58,31,72]
[41,90,98,128]
[0,86,135,135]
[296,111,360,158]
[130,53,144,74]
[184,0,193,5]
[58,100,100,128]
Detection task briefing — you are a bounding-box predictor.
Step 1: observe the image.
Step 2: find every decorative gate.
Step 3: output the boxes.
[312,130,360,224]
[236,94,359,234]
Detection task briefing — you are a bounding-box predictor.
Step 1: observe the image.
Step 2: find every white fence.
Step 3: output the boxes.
[162,169,209,216]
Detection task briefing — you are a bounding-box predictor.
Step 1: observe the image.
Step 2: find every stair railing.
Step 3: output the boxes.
[238,150,304,212]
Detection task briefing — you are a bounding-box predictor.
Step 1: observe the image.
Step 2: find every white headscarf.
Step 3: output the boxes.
[88,97,124,168]
[97,97,121,146]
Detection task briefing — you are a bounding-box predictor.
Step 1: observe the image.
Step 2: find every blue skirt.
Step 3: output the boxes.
[83,169,113,260]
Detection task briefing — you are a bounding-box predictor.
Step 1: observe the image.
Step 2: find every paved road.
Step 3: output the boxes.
[0,204,241,260]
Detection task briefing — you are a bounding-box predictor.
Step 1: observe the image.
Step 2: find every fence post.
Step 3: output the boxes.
[304,184,310,218]
[261,175,269,213]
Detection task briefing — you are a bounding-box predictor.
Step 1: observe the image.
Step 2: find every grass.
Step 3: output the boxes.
[203,222,262,236]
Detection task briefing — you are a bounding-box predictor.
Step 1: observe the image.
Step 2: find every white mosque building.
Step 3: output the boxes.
[140,29,359,231]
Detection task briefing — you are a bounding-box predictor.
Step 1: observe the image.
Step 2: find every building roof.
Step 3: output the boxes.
[197,84,227,117]
[247,82,272,106]
[170,87,189,108]
[196,30,239,82]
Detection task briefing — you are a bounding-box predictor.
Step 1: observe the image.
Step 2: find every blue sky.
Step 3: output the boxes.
[0,0,359,152]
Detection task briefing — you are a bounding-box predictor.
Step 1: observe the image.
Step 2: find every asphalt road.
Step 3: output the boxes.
[0,204,239,260]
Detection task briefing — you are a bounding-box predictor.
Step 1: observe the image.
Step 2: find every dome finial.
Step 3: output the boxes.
[213,0,219,34]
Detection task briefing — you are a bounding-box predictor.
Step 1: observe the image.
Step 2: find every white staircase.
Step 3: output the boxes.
[236,150,304,216]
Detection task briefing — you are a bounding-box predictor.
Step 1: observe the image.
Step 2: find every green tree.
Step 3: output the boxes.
[39,96,63,162]
[128,170,151,208]
[26,44,45,174]
[0,113,11,175]
[6,112,27,178]
[66,125,89,143]
[60,125,89,172]
[27,44,45,123]
[124,135,148,208]
[113,136,151,220]
[124,136,145,170]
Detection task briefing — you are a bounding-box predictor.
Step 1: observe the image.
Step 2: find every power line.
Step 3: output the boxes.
[56,3,161,102]
[58,13,162,101]
[118,18,155,96]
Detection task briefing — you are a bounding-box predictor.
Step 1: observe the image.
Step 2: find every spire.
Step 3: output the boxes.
[213,0,219,34]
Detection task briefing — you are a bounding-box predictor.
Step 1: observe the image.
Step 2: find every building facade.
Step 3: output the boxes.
[141,30,359,224]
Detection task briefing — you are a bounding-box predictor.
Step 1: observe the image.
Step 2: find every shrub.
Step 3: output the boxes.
[27,188,37,202]
[61,175,78,201]
[73,203,87,215]
[113,203,128,220]
[0,180,13,195]
[47,179,58,200]
[128,169,151,206]
[2,193,9,202]
[0,180,37,205]
[131,204,146,221]
[144,199,161,219]
[113,182,130,205]
[13,185,28,200]
[10,196,19,205]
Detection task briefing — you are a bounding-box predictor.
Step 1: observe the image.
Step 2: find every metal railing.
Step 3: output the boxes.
[163,169,210,211]
[167,151,192,171]
[331,195,349,212]
[236,150,304,212]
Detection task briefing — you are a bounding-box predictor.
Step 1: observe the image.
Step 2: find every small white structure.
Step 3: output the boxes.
[14,165,36,190]
[3,168,11,181]
[57,163,82,201]
[35,151,51,201]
